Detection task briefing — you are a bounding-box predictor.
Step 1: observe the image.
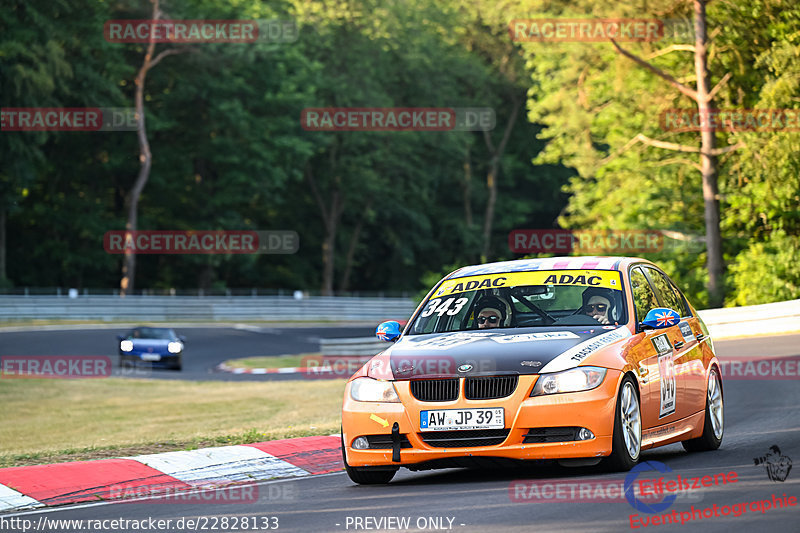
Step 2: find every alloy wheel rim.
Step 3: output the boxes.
[708,370,724,439]
[621,382,641,460]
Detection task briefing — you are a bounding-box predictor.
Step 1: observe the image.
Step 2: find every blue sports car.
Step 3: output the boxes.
[117,326,185,371]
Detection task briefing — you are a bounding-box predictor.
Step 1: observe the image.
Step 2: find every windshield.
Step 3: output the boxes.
[127,327,176,340]
[408,270,626,334]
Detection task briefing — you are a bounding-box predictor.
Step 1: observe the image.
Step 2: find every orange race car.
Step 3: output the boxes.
[341,256,724,484]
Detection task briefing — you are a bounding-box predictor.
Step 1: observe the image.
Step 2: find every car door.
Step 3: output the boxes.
[665,276,707,418]
[641,266,694,422]
[627,266,667,431]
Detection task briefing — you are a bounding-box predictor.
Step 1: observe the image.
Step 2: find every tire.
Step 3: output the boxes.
[171,356,183,371]
[341,432,397,484]
[603,375,642,471]
[682,367,723,452]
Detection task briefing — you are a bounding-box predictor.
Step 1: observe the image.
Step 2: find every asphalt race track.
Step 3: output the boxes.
[2,333,799,532]
[0,325,374,381]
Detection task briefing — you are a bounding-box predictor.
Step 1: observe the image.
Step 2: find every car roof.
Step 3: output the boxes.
[447,256,653,279]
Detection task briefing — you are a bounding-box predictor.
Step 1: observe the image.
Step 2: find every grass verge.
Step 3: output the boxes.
[0,377,345,468]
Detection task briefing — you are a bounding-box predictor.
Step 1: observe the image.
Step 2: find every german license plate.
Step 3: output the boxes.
[420,408,504,431]
[141,354,161,361]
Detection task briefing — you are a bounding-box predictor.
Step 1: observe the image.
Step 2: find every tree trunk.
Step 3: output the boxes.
[481,95,522,260]
[119,0,184,296]
[463,147,473,228]
[694,0,724,307]
[481,156,499,260]
[120,68,150,296]
[339,201,371,292]
[321,213,337,296]
[305,164,343,296]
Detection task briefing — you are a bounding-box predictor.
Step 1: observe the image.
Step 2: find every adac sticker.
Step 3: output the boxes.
[434,270,622,297]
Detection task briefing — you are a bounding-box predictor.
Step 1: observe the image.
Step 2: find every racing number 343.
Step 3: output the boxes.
[421,298,468,317]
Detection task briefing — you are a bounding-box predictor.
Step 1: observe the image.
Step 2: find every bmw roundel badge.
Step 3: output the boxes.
[458,363,473,372]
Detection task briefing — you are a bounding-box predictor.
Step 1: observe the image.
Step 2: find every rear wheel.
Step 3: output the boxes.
[604,375,641,471]
[682,368,723,452]
[341,432,397,484]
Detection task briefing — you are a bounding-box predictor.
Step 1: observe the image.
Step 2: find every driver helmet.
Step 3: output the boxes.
[581,287,617,323]
[473,295,509,327]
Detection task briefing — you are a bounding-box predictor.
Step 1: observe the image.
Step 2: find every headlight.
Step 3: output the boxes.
[531,366,607,396]
[350,377,400,402]
[120,340,134,352]
[167,342,183,354]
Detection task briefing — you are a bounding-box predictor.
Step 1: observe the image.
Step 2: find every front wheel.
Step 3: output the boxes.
[341,433,397,484]
[603,375,641,471]
[682,367,723,452]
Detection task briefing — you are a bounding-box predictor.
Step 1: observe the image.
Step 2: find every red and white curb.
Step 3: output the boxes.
[215,362,339,374]
[0,435,343,513]
[215,359,369,375]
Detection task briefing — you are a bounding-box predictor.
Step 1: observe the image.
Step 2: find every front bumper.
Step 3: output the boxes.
[342,370,622,467]
[120,352,180,365]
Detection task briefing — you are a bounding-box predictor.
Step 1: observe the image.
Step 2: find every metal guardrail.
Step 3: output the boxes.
[698,298,800,339]
[1,292,796,338]
[0,295,417,322]
[320,337,387,356]
[0,287,412,298]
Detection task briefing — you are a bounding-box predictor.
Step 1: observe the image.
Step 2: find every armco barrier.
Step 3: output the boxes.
[320,337,387,356]
[0,294,796,338]
[0,295,417,322]
[698,299,800,339]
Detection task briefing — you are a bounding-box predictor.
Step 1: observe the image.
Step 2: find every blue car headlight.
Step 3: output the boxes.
[167,342,183,354]
[120,340,134,352]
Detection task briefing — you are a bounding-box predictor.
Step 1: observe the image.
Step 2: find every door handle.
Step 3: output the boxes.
[673,340,685,349]
[696,333,705,341]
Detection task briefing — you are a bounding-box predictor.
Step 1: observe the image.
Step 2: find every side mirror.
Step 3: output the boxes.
[640,307,680,330]
[178,335,186,342]
[376,321,402,342]
[117,335,124,341]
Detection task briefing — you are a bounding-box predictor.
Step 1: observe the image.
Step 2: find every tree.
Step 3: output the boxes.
[119,0,187,296]
[608,0,743,307]
[514,0,785,306]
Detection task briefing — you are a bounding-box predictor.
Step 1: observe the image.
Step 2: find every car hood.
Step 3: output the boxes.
[382,326,632,379]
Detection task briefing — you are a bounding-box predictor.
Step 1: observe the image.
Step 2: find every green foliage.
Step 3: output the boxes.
[2,0,797,307]
[510,0,800,307]
[728,231,800,305]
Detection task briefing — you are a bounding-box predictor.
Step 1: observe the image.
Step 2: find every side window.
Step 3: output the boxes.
[669,281,692,317]
[644,267,687,316]
[630,267,659,323]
